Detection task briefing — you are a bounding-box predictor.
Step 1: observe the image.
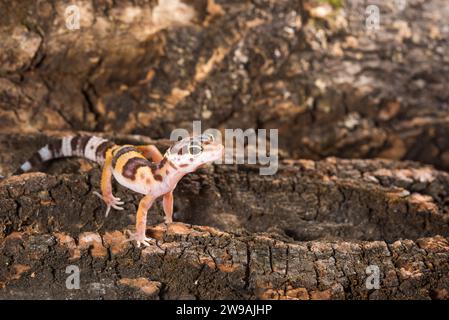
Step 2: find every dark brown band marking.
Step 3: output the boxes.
[158,157,167,169]
[79,136,92,154]
[96,140,115,160]
[71,136,91,155]
[49,139,62,157]
[29,152,43,167]
[112,146,139,168]
[122,157,151,180]
[154,174,163,181]
[70,136,79,151]
[149,162,158,174]
[180,164,189,168]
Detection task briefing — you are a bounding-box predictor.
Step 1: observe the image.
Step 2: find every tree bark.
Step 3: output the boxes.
[1,0,449,169]
[1,224,449,300]
[1,132,449,299]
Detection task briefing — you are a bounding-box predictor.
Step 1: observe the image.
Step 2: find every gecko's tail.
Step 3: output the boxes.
[15,135,116,175]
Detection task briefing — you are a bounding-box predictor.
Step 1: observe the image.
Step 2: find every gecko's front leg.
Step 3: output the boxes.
[125,194,155,247]
[137,144,176,224]
[93,150,124,217]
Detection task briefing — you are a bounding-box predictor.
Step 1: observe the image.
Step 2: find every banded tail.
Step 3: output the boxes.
[16,136,116,174]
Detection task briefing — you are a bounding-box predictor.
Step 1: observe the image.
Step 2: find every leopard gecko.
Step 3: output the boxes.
[15,134,224,247]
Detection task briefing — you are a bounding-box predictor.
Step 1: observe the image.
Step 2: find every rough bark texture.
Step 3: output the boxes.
[1,132,449,299]
[1,0,449,169]
[1,0,449,300]
[1,225,449,300]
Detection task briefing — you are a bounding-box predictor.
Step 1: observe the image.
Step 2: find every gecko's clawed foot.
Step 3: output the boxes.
[93,191,125,217]
[164,216,173,224]
[123,230,156,248]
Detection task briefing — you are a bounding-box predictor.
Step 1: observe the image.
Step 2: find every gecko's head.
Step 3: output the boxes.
[165,134,224,173]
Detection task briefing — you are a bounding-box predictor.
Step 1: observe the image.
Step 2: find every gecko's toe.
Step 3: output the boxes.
[141,241,151,247]
[105,206,112,217]
[94,191,126,215]
[112,196,123,203]
[123,231,155,248]
[93,191,103,199]
[140,237,155,247]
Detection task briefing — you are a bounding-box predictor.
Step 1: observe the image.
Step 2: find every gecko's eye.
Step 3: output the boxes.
[204,133,214,142]
[188,141,203,156]
[198,133,214,145]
